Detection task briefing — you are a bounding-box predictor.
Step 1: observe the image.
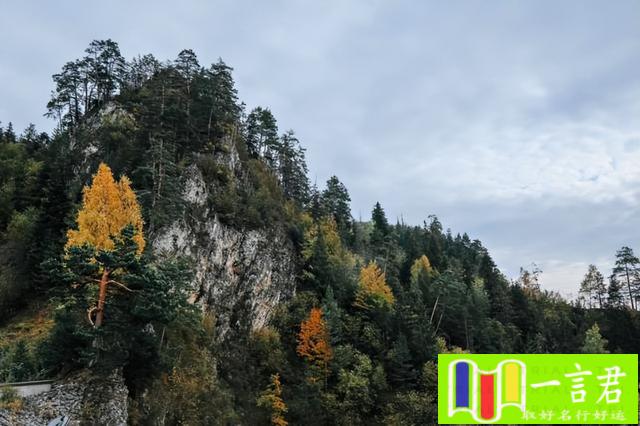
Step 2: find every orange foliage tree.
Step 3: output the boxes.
[354,261,394,310]
[65,163,145,327]
[297,307,333,383]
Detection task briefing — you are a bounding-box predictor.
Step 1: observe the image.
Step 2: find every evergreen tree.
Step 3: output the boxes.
[386,333,416,389]
[478,253,512,324]
[277,131,310,206]
[301,218,356,303]
[3,122,16,144]
[580,264,606,308]
[84,39,127,106]
[174,49,200,87]
[581,323,609,354]
[126,54,161,89]
[607,274,625,308]
[47,40,126,131]
[370,202,391,263]
[204,59,241,142]
[3,340,36,382]
[322,287,343,345]
[613,246,640,309]
[320,176,352,241]
[65,163,145,327]
[47,229,194,375]
[246,107,279,163]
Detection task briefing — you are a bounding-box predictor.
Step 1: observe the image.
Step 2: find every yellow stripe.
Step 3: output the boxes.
[504,363,520,402]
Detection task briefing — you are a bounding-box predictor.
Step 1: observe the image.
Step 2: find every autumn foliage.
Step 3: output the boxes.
[65,163,145,326]
[354,261,394,310]
[66,162,145,255]
[257,373,288,426]
[297,307,333,381]
[410,255,433,282]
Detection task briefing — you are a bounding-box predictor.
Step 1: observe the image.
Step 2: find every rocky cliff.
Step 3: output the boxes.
[153,160,297,340]
[0,140,298,425]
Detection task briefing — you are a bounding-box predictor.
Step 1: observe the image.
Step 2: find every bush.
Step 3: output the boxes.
[0,386,23,412]
[0,340,38,383]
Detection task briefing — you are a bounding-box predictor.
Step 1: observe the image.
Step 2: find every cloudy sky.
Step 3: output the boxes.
[1,1,639,296]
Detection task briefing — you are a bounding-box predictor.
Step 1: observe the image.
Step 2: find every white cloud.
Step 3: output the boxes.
[1,0,639,294]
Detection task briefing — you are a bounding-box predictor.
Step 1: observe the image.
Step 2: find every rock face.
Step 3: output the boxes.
[153,162,297,340]
[0,141,297,425]
[0,370,128,426]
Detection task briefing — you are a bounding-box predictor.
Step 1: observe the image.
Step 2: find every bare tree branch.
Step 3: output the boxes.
[87,306,97,326]
[107,279,136,292]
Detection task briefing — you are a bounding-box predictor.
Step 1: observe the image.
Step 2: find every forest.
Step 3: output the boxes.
[0,40,639,425]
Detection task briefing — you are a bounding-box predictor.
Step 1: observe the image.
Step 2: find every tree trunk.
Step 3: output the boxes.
[598,293,603,309]
[207,104,214,141]
[624,266,635,310]
[95,268,109,327]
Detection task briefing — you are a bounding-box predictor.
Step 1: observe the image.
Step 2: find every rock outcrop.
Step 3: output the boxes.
[0,370,128,426]
[153,161,297,340]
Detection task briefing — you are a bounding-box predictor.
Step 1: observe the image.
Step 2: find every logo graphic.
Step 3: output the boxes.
[448,359,526,422]
[438,354,638,424]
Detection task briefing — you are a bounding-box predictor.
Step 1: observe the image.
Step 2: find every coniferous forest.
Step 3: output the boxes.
[0,40,639,425]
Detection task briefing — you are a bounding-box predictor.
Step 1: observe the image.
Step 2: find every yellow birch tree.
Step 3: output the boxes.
[354,261,395,310]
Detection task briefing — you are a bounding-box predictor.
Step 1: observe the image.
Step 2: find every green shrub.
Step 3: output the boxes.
[0,386,23,412]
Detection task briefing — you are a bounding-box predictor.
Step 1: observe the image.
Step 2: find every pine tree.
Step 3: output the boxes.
[174,49,200,88]
[204,59,241,141]
[580,264,606,308]
[126,54,161,89]
[129,65,185,232]
[48,230,194,373]
[47,40,126,131]
[65,163,145,327]
[246,107,279,163]
[613,246,640,309]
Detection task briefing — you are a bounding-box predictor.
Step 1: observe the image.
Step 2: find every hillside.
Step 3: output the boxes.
[0,40,639,425]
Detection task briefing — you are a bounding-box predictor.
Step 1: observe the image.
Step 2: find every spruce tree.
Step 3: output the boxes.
[607,274,625,308]
[613,246,640,309]
[320,176,352,241]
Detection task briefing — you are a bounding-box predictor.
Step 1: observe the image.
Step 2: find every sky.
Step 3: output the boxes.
[1,1,639,296]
